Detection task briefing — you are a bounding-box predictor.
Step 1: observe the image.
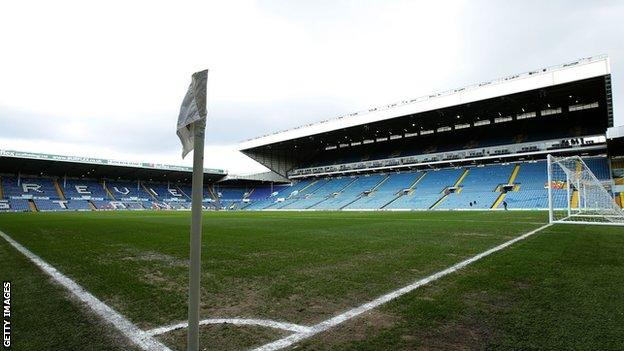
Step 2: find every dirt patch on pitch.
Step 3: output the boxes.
[297,309,402,347]
[122,250,188,267]
[453,232,493,238]
[157,323,288,351]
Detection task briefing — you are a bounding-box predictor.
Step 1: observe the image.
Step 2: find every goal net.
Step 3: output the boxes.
[547,154,624,225]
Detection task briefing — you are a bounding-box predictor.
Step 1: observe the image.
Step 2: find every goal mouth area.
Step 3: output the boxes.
[547,154,624,226]
[552,210,624,225]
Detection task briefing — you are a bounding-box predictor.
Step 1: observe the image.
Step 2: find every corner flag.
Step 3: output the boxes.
[177,69,208,351]
[177,69,208,158]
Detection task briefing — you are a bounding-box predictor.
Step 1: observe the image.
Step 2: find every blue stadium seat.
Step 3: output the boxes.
[437,164,514,210]
[0,199,30,212]
[2,176,60,199]
[281,177,354,209]
[0,156,610,212]
[105,181,150,201]
[62,179,108,200]
[34,199,70,211]
[504,161,548,209]
[387,168,464,209]
[346,172,422,209]
[311,174,386,210]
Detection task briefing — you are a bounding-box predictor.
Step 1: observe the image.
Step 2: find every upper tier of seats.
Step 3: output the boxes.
[301,118,603,169]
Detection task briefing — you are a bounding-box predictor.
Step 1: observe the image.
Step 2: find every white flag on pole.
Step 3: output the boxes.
[177,70,208,158]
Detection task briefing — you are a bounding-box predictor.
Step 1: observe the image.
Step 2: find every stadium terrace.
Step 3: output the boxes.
[1,56,623,213]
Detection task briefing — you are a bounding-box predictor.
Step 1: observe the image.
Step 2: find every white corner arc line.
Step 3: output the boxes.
[0,230,172,351]
[147,318,313,336]
[253,223,553,351]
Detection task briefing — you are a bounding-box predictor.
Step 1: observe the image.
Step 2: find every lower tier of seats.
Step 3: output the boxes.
[0,157,613,212]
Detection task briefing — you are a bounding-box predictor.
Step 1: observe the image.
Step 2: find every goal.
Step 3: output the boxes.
[547,154,624,226]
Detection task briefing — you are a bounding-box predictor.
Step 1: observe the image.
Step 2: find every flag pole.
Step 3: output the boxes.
[187,120,205,351]
[177,69,208,351]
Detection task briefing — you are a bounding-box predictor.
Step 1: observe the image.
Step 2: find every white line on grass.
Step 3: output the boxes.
[253,223,553,351]
[0,230,172,351]
[250,215,545,225]
[146,318,312,336]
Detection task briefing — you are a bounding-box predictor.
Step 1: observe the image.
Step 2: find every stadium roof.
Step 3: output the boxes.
[239,55,611,150]
[0,149,227,183]
[239,56,613,177]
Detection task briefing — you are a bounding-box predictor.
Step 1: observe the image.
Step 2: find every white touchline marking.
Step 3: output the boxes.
[147,318,313,336]
[0,230,172,351]
[253,223,553,351]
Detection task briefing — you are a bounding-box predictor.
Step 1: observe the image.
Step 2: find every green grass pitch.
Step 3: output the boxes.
[1,211,623,350]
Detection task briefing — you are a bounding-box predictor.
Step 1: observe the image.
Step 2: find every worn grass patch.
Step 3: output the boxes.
[157,324,287,351]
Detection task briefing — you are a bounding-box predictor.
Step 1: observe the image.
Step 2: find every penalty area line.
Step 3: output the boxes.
[253,223,553,351]
[0,230,172,351]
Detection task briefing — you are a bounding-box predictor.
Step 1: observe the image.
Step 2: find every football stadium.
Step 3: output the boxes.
[2,53,624,351]
[0,56,621,213]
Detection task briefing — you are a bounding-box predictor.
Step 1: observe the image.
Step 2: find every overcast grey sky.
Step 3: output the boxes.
[1,0,623,174]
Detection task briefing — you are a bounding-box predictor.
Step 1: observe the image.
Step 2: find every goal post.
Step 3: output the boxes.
[547,154,624,226]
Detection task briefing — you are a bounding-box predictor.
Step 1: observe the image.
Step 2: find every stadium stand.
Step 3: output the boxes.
[0,199,30,212]
[176,184,216,208]
[584,157,611,180]
[248,185,282,200]
[105,181,149,201]
[91,200,117,210]
[241,187,284,210]
[66,200,92,211]
[124,202,144,210]
[215,186,249,210]
[34,199,70,211]
[437,164,514,210]
[241,157,611,211]
[262,179,316,209]
[386,168,465,210]
[345,172,422,209]
[312,174,386,210]
[502,161,553,209]
[62,179,108,200]
[0,157,612,212]
[143,183,186,201]
[281,177,354,209]
[3,176,59,199]
[1,57,618,212]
